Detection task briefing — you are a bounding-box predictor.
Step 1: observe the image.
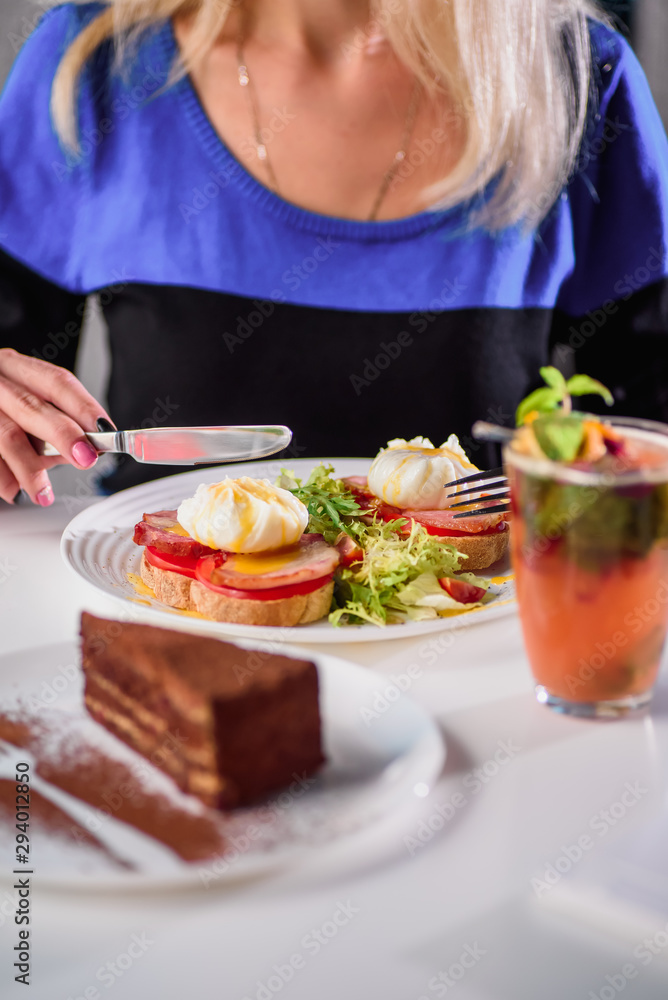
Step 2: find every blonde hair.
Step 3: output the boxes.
[50,0,607,229]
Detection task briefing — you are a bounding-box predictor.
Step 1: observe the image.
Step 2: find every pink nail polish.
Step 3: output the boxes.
[72,441,98,468]
[37,485,54,507]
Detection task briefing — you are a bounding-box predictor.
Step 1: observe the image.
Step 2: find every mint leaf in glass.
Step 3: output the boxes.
[514,369,614,461]
[539,366,568,394]
[565,375,614,406]
[515,387,564,426]
[532,416,585,462]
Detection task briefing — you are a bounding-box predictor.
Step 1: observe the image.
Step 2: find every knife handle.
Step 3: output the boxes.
[41,432,119,458]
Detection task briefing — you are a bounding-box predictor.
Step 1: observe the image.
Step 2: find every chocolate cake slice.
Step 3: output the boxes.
[79,613,325,809]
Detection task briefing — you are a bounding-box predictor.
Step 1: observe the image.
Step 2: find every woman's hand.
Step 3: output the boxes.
[0,349,114,506]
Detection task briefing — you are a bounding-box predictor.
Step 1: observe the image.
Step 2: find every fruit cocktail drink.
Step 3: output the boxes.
[505,370,668,718]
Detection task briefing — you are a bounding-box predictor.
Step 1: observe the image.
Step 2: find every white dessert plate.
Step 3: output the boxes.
[0,639,444,890]
[60,458,516,644]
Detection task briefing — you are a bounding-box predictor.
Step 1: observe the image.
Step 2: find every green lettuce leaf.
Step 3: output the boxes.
[278,464,362,544]
[329,519,473,626]
[394,572,486,612]
[279,464,494,628]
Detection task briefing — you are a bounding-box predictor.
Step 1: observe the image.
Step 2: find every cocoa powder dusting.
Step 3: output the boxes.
[0,714,42,753]
[0,779,132,870]
[0,709,226,867]
[38,741,224,863]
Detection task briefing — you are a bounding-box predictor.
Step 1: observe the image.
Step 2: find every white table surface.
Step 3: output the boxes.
[2,476,668,1000]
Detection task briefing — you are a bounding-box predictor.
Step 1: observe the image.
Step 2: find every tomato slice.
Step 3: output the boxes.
[195,555,333,600]
[335,533,364,567]
[397,507,508,534]
[414,523,508,539]
[438,578,487,603]
[145,545,202,579]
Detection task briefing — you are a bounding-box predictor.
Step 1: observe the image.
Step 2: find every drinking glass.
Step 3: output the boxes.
[505,417,668,717]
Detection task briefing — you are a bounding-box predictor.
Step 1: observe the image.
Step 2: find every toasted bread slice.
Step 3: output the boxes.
[140,552,333,626]
[189,579,334,626]
[140,553,191,609]
[446,529,509,571]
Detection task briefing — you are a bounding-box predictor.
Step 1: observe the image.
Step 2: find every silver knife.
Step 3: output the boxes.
[41,425,292,465]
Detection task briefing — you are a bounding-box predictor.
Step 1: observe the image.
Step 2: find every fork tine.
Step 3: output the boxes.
[444,479,507,500]
[441,466,504,489]
[453,503,511,518]
[448,489,510,509]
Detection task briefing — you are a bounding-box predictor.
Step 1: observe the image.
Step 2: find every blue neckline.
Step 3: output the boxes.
[159,19,470,243]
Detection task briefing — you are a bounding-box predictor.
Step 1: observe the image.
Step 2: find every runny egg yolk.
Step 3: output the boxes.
[163,522,192,537]
[227,549,300,575]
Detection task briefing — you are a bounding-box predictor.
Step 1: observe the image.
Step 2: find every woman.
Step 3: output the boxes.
[0,0,666,504]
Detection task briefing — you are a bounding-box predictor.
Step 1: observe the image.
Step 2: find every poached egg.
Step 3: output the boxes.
[367,435,479,510]
[177,477,309,553]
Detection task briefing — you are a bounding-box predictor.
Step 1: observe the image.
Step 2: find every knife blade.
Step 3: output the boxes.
[41,425,293,465]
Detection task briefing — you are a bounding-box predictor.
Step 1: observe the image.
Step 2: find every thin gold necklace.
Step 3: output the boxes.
[236,34,422,221]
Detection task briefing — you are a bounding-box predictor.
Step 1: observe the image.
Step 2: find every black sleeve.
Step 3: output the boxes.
[0,248,88,373]
[550,277,668,422]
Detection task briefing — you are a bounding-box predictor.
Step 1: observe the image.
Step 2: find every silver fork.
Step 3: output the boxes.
[442,466,510,518]
[440,421,513,517]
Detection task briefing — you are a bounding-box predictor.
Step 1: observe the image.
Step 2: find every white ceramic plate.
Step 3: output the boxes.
[61,458,515,644]
[0,640,444,890]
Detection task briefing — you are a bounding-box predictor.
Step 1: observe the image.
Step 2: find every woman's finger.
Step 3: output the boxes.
[25,435,78,472]
[0,371,99,471]
[0,412,55,505]
[0,349,111,434]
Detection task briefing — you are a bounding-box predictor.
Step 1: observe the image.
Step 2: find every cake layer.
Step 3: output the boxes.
[84,675,225,805]
[84,693,224,804]
[80,613,325,809]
